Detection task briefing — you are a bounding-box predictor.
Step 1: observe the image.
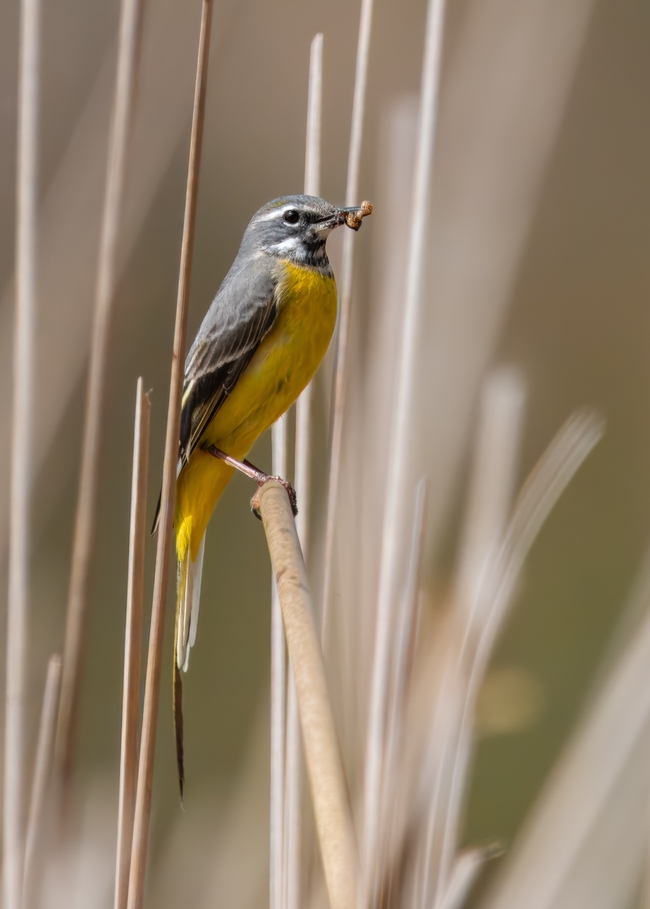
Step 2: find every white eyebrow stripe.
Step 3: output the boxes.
[255,206,293,223]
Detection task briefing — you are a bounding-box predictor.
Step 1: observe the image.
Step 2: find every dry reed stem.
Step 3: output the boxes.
[294,30,323,556]
[5,0,40,903]
[303,33,323,201]
[379,478,427,889]
[428,369,524,902]
[282,33,324,909]
[114,380,150,909]
[417,410,603,908]
[438,846,500,909]
[23,655,62,909]
[256,481,358,909]
[474,411,603,675]
[362,0,447,901]
[127,2,214,906]
[0,0,243,563]
[56,0,146,789]
[271,415,288,909]
[454,369,525,629]
[283,677,300,909]
[270,573,286,909]
[320,0,374,643]
[482,535,650,909]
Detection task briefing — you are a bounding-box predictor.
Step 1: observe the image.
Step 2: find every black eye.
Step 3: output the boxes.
[283,209,300,224]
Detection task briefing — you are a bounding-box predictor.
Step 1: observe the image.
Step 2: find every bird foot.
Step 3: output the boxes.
[250,476,298,520]
[202,444,298,519]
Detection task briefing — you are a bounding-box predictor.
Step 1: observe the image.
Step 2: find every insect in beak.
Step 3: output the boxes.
[339,201,373,230]
[315,201,373,232]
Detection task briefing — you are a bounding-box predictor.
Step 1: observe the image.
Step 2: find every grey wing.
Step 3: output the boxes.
[179,256,278,465]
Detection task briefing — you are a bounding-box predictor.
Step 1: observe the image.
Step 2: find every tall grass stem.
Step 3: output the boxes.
[320,0,374,643]
[257,481,358,909]
[283,677,301,909]
[5,0,41,902]
[127,3,214,906]
[23,655,62,909]
[420,410,602,908]
[303,33,323,201]
[432,371,524,899]
[362,0,447,900]
[56,0,146,790]
[379,479,427,888]
[438,846,499,909]
[294,30,323,558]
[271,415,288,909]
[284,32,324,909]
[114,380,150,909]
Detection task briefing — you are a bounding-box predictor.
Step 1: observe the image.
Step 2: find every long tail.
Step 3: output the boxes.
[173,536,206,799]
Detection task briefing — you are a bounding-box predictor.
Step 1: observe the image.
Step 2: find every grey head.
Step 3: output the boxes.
[238,195,349,273]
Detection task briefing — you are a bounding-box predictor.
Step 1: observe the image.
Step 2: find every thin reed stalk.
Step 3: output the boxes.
[303,33,322,200]
[283,679,300,909]
[379,478,427,891]
[383,479,428,778]
[439,847,500,909]
[270,577,286,909]
[114,379,150,909]
[417,370,525,908]
[362,0,447,901]
[5,0,41,903]
[320,0,374,643]
[454,369,525,629]
[294,30,323,555]
[256,481,358,909]
[434,371,524,897]
[482,513,650,909]
[271,415,288,909]
[23,655,62,909]
[417,410,603,909]
[451,410,603,797]
[283,33,324,909]
[56,0,146,789]
[127,2,214,906]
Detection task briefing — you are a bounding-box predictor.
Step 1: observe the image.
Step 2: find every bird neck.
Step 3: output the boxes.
[268,237,332,275]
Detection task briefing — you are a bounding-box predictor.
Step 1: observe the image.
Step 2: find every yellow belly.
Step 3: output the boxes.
[175,261,337,560]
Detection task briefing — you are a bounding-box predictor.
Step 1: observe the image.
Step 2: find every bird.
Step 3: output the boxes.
[166,194,372,795]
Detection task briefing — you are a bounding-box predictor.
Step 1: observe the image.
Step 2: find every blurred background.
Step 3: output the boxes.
[1,0,650,906]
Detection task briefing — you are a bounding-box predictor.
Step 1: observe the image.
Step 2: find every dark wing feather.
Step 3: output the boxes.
[179,255,278,464]
[170,257,278,798]
[150,256,277,538]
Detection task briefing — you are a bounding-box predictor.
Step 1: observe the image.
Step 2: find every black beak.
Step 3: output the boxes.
[315,202,373,232]
[314,211,347,231]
